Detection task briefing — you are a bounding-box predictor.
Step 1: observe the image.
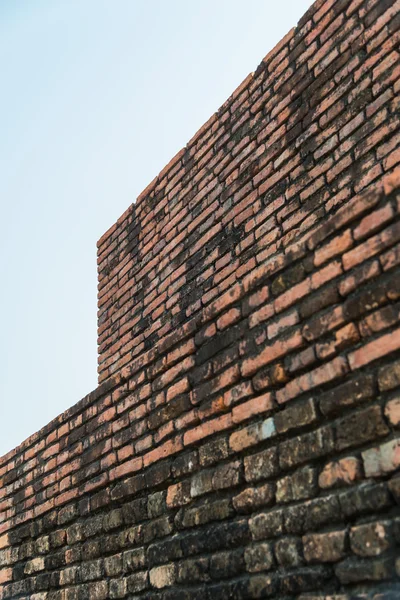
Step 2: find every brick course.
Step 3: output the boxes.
[1,0,400,598]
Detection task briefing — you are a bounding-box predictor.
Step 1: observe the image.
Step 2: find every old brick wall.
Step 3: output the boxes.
[1,0,400,598]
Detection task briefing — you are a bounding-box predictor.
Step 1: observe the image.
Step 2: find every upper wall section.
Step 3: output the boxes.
[97,0,400,384]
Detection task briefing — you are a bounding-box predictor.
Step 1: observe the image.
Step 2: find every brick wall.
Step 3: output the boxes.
[1,0,400,598]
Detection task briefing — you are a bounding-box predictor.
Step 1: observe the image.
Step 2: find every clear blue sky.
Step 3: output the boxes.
[0,0,313,457]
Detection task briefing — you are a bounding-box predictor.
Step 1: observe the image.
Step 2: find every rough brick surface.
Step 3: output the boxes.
[1,0,400,598]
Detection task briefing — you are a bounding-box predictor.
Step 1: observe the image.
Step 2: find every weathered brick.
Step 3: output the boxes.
[388,474,400,503]
[177,556,209,584]
[314,229,353,267]
[350,520,393,557]
[319,373,375,417]
[232,392,274,424]
[335,405,389,451]
[267,309,299,339]
[249,510,284,541]
[378,358,400,391]
[199,437,230,467]
[279,427,335,469]
[353,202,394,240]
[385,396,400,427]
[212,460,242,491]
[362,438,400,477]
[149,564,176,589]
[349,327,400,370]
[303,305,345,341]
[233,483,275,514]
[339,482,393,519]
[277,356,349,404]
[229,417,276,452]
[209,549,244,580]
[274,398,317,434]
[335,556,394,585]
[241,328,304,377]
[303,530,347,563]
[244,542,274,572]
[276,467,318,503]
[319,456,362,489]
[244,447,279,483]
[343,221,400,271]
[166,481,191,508]
[339,259,380,296]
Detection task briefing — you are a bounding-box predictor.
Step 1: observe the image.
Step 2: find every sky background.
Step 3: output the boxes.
[0,0,313,457]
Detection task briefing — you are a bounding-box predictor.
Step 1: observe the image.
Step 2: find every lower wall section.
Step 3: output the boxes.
[2,176,400,599]
[3,462,400,600]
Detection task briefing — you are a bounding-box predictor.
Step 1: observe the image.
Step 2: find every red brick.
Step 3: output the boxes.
[314,229,353,267]
[339,260,381,296]
[232,393,274,424]
[155,356,195,390]
[202,284,243,323]
[109,457,143,481]
[277,356,349,404]
[249,302,274,329]
[335,322,360,349]
[143,436,183,467]
[183,413,233,446]
[155,421,174,445]
[308,184,382,250]
[101,452,117,470]
[267,310,299,340]
[175,408,199,431]
[166,377,189,402]
[166,481,191,508]
[117,445,133,462]
[319,456,362,489]
[359,304,400,338]
[223,381,253,407]
[353,202,394,240]
[241,329,304,377]
[349,327,400,370]
[135,435,153,454]
[372,50,399,81]
[53,491,74,509]
[383,166,400,195]
[167,339,196,366]
[242,256,286,293]
[245,286,270,311]
[229,418,276,452]
[0,568,12,584]
[217,308,241,330]
[384,147,400,171]
[312,260,343,289]
[274,279,312,313]
[343,221,400,270]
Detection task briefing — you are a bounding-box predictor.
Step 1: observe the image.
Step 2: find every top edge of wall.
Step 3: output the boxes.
[96,0,327,250]
[0,374,122,468]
